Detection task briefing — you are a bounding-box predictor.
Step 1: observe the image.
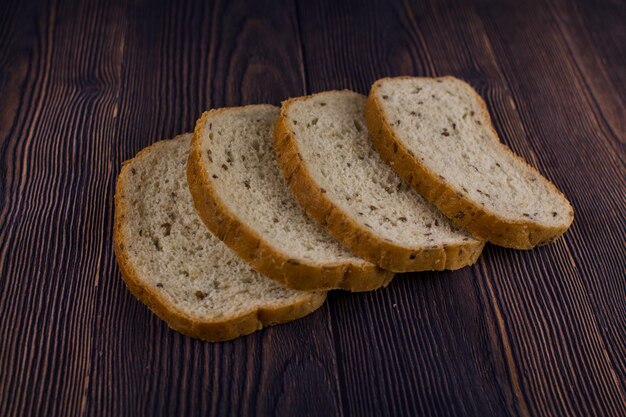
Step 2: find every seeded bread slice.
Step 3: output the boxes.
[187,105,393,291]
[275,91,484,273]
[113,134,326,342]
[366,76,574,249]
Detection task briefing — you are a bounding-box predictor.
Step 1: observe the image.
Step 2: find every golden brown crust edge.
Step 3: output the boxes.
[187,109,393,292]
[274,94,484,273]
[113,135,326,342]
[365,76,574,250]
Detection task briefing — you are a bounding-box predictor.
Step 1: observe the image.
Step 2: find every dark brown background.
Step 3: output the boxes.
[1,0,624,416]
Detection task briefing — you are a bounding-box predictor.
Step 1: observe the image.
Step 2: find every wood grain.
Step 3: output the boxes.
[571,0,626,106]
[0,0,126,416]
[85,0,341,416]
[474,0,626,399]
[295,2,519,416]
[296,0,625,416]
[0,0,624,416]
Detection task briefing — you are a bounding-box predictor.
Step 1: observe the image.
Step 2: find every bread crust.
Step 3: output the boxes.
[114,135,326,342]
[365,76,574,249]
[274,93,484,273]
[187,108,394,291]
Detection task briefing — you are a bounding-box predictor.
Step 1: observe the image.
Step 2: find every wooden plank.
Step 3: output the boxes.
[296,0,625,416]
[85,1,342,416]
[295,2,519,416]
[411,0,626,414]
[472,0,626,406]
[0,0,126,416]
[572,0,626,105]
[545,0,625,144]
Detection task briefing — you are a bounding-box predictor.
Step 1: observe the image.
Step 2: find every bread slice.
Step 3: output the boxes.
[366,76,574,249]
[187,105,393,291]
[113,134,326,342]
[274,91,484,273]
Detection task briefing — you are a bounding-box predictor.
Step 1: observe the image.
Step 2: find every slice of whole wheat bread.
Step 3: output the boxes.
[187,105,393,291]
[113,134,326,342]
[366,76,574,249]
[274,91,484,273]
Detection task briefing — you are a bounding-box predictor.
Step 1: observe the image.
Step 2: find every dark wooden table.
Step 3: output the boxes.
[1,0,624,416]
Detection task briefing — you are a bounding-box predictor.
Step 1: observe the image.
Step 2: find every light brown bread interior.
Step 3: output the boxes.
[113,134,326,342]
[366,76,574,249]
[275,91,484,272]
[187,105,393,291]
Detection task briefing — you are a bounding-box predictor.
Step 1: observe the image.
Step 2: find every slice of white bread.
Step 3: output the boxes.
[274,91,484,273]
[113,134,326,342]
[187,105,393,291]
[366,76,574,249]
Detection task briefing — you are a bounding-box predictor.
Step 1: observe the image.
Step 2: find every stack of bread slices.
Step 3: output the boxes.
[114,76,574,342]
